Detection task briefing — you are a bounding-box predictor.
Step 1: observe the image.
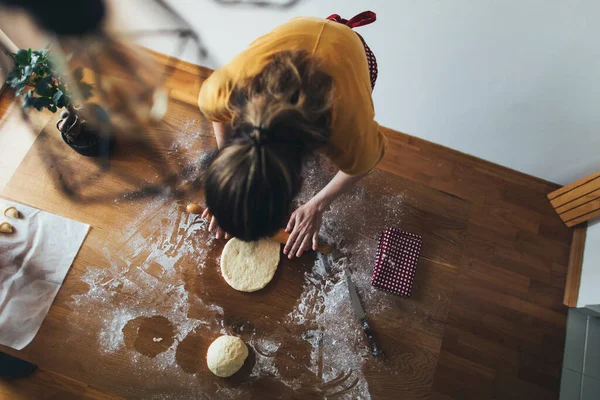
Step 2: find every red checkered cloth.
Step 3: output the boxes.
[327,11,378,91]
[371,227,422,297]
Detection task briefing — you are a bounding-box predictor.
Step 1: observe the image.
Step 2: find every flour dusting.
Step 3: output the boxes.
[69,143,407,399]
[282,153,408,399]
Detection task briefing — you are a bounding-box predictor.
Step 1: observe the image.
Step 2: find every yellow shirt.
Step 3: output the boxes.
[198,16,387,175]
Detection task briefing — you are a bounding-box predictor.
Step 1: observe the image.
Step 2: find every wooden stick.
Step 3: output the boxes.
[186,203,333,254]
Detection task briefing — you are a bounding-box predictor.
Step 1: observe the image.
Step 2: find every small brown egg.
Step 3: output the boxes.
[186,203,203,215]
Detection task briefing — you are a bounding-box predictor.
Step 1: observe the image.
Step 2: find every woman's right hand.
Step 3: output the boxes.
[202,208,231,239]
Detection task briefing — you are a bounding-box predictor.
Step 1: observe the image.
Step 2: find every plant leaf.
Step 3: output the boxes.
[52,90,63,104]
[22,91,36,108]
[48,104,57,113]
[33,97,52,111]
[15,49,30,66]
[6,71,19,86]
[35,76,55,97]
[56,94,66,108]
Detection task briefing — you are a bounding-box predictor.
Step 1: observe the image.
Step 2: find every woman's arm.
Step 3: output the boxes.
[284,169,370,258]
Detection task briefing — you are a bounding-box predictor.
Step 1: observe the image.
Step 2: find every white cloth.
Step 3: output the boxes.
[0,200,89,350]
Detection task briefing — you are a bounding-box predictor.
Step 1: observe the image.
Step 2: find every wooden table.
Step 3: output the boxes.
[1,97,468,399]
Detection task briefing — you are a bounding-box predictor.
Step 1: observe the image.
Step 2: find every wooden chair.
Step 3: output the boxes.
[548,172,599,306]
[548,172,600,227]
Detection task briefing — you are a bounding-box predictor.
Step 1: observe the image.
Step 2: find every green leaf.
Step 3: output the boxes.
[39,68,52,79]
[22,91,35,108]
[23,66,33,77]
[33,97,52,111]
[32,50,45,59]
[72,67,84,81]
[52,90,63,104]
[6,71,18,86]
[56,94,66,108]
[35,76,55,97]
[8,75,23,88]
[15,49,30,66]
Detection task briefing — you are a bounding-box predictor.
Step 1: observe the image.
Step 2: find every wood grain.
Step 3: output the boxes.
[548,172,600,227]
[0,369,122,400]
[0,96,466,399]
[379,104,572,399]
[0,49,575,399]
[563,223,587,307]
[555,188,600,214]
[548,172,600,201]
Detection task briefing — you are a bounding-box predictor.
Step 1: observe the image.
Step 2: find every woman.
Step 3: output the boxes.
[198,12,387,258]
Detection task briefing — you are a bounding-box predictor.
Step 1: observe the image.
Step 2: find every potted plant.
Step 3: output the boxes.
[5,48,113,157]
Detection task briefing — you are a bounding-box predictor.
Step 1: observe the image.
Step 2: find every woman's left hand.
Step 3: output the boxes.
[202,207,231,240]
[284,198,326,258]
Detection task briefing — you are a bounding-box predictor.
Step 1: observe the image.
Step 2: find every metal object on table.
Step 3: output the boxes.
[316,251,332,275]
[346,274,384,357]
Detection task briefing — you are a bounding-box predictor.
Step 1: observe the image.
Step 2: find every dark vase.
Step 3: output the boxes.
[58,103,115,157]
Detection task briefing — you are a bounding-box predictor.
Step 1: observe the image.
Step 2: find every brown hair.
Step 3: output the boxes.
[205,50,334,241]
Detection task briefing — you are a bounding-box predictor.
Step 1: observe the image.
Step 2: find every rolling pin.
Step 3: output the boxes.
[186,203,333,254]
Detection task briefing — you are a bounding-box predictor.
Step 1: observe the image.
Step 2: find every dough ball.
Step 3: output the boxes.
[221,238,280,292]
[0,221,13,233]
[3,206,18,219]
[206,335,248,377]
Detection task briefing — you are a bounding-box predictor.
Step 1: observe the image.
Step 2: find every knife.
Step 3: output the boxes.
[316,252,332,275]
[346,275,383,357]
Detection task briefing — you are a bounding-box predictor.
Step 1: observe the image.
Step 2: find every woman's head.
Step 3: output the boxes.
[205,50,333,241]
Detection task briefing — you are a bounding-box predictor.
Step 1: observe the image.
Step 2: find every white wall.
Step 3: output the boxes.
[88,1,600,184]
[578,222,600,308]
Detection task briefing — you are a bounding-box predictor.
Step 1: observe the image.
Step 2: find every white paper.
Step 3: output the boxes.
[0,199,89,350]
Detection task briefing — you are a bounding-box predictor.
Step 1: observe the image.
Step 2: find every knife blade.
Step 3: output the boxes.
[346,275,383,357]
[316,252,332,275]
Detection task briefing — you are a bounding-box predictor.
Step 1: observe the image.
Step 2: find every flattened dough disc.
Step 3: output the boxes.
[220,238,280,292]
